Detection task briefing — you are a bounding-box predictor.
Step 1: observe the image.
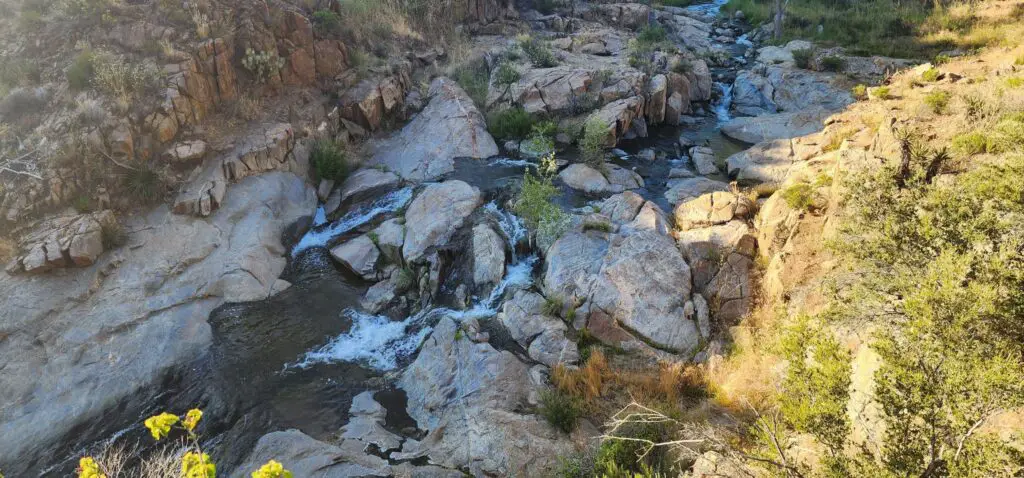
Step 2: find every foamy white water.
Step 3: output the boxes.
[312,205,327,226]
[292,187,413,256]
[491,157,536,168]
[293,205,539,372]
[713,82,734,124]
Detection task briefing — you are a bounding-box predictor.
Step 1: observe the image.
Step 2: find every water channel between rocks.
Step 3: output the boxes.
[37,0,759,474]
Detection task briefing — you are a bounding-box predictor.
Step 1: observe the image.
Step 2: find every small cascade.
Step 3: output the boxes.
[312,206,327,226]
[292,207,538,372]
[484,202,528,261]
[292,187,414,257]
[713,82,734,124]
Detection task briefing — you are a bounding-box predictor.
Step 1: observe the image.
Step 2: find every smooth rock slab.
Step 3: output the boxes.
[330,235,380,279]
[402,180,482,263]
[472,224,505,289]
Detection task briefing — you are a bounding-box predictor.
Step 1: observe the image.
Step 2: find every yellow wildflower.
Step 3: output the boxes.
[78,457,107,478]
[251,460,293,478]
[181,451,216,478]
[143,412,179,441]
[183,408,203,431]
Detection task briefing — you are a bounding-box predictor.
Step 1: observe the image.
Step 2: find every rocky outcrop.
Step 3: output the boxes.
[689,146,719,176]
[544,223,706,354]
[328,168,402,214]
[559,163,643,195]
[472,224,506,290]
[402,180,483,263]
[588,96,646,147]
[664,176,729,207]
[6,210,118,274]
[725,135,825,185]
[494,67,593,115]
[339,71,412,133]
[501,290,579,367]
[397,317,573,476]
[330,235,381,280]
[173,123,303,217]
[673,191,754,230]
[0,172,316,470]
[721,107,835,144]
[370,78,498,181]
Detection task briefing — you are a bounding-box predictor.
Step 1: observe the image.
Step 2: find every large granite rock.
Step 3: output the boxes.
[0,172,316,472]
[370,77,498,181]
[493,67,592,115]
[725,136,824,185]
[402,180,482,262]
[472,224,506,290]
[721,107,833,144]
[501,290,579,367]
[674,191,754,230]
[330,235,381,280]
[544,227,704,354]
[588,96,646,147]
[336,168,401,207]
[397,317,573,476]
[664,177,729,207]
[559,163,644,195]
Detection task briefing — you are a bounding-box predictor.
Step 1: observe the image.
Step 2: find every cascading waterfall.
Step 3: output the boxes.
[713,82,734,124]
[312,206,327,226]
[292,187,414,257]
[292,206,538,372]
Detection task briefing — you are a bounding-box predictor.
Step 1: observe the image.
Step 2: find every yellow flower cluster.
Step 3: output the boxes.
[181,452,216,478]
[143,412,180,441]
[78,457,107,478]
[183,408,203,431]
[252,460,293,478]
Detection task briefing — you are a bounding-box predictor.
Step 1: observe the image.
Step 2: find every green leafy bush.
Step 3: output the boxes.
[985,114,1024,153]
[961,93,987,118]
[870,86,891,100]
[539,389,580,433]
[123,166,163,203]
[818,55,846,72]
[492,62,520,86]
[487,108,536,140]
[780,182,814,211]
[514,154,569,251]
[951,131,987,156]
[312,9,342,35]
[636,25,667,45]
[851,84,868,100]
[518,35,559,67]
[543,295,564,316]
[92,54,160,105]
[310,139,350,182]
[242,48,285,83]
[579,117,608,170]
[582,220,612,233]
[923,90,950,113]
[921,67,941,82]
[451,58,489,109]
[67,49,96,91]
[792,48,814,69]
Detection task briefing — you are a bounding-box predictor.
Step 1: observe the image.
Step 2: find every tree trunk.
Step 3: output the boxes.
[773,0,785,40]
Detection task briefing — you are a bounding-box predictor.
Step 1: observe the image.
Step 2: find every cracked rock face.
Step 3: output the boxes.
[0,172,316,470]
[370,77,499,182]
[7,210,118,274]
[402,180,483,263]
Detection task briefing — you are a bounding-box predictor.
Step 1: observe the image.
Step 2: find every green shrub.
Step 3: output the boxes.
[101,218,127,249]
[985,115,1024,153]
[582,220,612,233]
[595,422,672,477]
[818,55,846,72]
[93,54,160,105]
[451,59,489,109]
[792,48,814,69]
[515,156,569,250]
[543,295,564,316]
[518,35,559,68]
[539,389,580,433]
[242,48,285,84]
[933,54,951,65]
[1006,77,1024,89]
[951,131,987,156]
[923,90,950,114]
[921,67,941,82]
[312,9,341,35]
[851,84,868,100]
[67,50,96,91]
[492,62,520,86]
[780,182,814,211]
[636,25,667,45]
[523,133,555,158]
[534,0,556,15]
[961,93,987,118]
[579,117,608,169]
[310,140,350,182]
[488,108,535,140]
[1016,55,1024,66]
[123,166,163,202]
[870,86,891,100]
[395,266,416,291]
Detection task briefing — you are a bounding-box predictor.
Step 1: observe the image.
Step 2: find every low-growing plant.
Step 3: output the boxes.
[312,9,342,35]
[92,54,160,106]
[1006,77,1024,89]
[488,107,536,140]
[396,266,416,291]
[582,220,612,233]
[921,67,941,82]
[961,93,987,119]
[780,182,815,211]
[310,139,350,182]
[985,114,1024,153]
[792,48,814,69]
[851,84,868,100]
[518,35,559,67]
[818,55,846,72]
[870,86,891,100]
[492,61,520,86]
[636,25,667,45]
[933,54,951,65]
[951,131,987,156]
[67,49,96,91]
[450,58,489,108]
[539,388,580,433]
[123,166,163,203]
[242,48,285,84]
[579,117,608,170]
[543,295,564,316]
[924,90,950,114]
[100,219,127,249]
